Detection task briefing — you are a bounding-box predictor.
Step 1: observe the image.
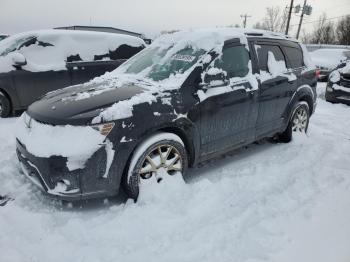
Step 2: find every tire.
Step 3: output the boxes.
[124,132,188,200]
[277,101,310,143]
[0,91,11,118]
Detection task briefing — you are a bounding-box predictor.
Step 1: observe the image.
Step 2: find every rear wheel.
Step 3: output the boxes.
[277,101,310,143]
[124,132,188,200]
[0,91,11,118]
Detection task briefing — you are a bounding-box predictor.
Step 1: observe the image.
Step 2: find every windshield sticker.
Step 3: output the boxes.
[171,54,196,62]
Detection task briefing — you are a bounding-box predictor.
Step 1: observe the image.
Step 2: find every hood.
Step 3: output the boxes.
[27,80,149,126]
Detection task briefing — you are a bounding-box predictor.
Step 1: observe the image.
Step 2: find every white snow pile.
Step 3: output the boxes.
[15,113,106,171]
[91,91,157,124]
[267,51,287,76]
[329,70,341,83]
[339,60,350,74]
[1,83,350,262]
[310,48,349,70]
[332,84,350,93]
[0,29,145,73]
[329,61,350,84]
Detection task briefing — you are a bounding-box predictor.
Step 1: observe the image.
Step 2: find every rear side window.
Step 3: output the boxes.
[283,46,304,68]
[213,45,250,78]
[255,44,286,72]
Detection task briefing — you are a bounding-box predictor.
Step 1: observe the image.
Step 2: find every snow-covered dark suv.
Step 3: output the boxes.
[0,30,145,117]
[326,61,350,105]
[16,28,318,201]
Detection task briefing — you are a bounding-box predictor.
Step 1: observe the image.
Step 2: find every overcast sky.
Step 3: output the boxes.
[1,0,349,38]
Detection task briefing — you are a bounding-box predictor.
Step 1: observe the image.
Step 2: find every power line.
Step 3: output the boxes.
[289,15,347,27]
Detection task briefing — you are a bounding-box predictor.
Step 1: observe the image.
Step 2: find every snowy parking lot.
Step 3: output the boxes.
[0,82,349,262]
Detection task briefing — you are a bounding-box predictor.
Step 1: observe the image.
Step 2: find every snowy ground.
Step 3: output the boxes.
[0,82,349,262]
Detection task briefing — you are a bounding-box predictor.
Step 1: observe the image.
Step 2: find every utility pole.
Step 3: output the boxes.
[240,14,252,28]
[296,0,307,39]
[285,0,294,35]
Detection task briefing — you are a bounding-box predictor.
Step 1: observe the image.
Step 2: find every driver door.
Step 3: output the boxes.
[196,42,259,157]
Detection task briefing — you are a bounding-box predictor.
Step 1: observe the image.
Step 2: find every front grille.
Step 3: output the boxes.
[340,78,350,88]
[342,74,350,81]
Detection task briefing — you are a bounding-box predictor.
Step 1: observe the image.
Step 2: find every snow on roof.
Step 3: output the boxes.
[0,29,145,47]
[152,27,297,52]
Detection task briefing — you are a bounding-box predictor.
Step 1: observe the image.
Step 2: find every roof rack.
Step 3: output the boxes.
[245,32,264,36]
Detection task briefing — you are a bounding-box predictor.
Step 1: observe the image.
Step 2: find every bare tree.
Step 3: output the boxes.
[310,13,335,44]
[300,29,312,44]
[253,6,288,32]
[336,15,350,45]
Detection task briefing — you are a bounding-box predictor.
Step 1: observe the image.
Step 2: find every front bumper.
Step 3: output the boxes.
[325,83,350,105]
[16,139,120,201]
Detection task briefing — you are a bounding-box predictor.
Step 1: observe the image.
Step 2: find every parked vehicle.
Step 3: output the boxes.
[310,48,350,81]
[325,61,350,105]
[16,28,317,201]
[0,30,146,117]
[0,34,9,41]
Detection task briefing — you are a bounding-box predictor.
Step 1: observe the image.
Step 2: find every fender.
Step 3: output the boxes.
[131,116,200,167]
[283,84,316,126]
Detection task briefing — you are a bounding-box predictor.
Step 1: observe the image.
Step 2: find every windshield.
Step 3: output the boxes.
[0,35,35,57]
[119,45,207,82]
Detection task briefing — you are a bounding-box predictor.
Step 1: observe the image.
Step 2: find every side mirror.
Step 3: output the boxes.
[11,52,27,67]
[202,69,228,88]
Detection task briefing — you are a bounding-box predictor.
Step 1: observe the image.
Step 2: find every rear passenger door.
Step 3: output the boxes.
[254,42,297,138]
[281,43,305,89]
[12,36,71,107]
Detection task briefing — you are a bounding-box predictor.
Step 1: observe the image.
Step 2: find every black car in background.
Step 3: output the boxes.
[326,61,350,105]
[0,30,145,117]
[16,29,317,201]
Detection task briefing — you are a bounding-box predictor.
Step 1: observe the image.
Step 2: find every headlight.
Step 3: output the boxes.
[91,122,115,137]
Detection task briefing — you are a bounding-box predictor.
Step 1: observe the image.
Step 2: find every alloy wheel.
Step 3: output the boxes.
[138,144,183,183]
[292,107,308,132]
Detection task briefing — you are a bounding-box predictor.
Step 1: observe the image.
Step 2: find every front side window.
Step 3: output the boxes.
[0,35,36,56]
[256,44,286,72]
[211,45,250,78]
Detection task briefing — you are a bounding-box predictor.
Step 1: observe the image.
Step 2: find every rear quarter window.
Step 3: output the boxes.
[282,46,304,68]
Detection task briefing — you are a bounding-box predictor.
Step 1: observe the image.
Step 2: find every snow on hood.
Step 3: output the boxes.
[0,29,145,73]
[310,48,349,69]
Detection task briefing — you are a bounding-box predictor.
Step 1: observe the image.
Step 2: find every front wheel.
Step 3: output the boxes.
[124,132,188,200]
[277,101,310,143]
